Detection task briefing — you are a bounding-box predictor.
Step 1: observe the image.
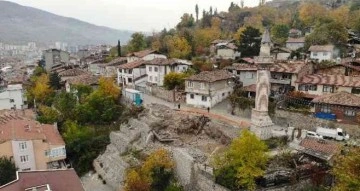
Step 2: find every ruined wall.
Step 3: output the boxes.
[147,85,185,102]
[195,167,230,191]
[172,148,196,190]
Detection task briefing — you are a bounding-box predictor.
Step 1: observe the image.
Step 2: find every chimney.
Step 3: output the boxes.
[53,122,58,132]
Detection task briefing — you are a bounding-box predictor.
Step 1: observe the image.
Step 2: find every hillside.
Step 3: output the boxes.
[0,1,132,45]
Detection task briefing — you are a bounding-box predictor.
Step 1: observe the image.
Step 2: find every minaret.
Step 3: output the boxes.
[250,28,274,140]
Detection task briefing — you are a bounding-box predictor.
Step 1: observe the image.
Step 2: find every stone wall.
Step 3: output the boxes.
[172,148,196,190]
[195,166,230,191]
[147,85,185,103]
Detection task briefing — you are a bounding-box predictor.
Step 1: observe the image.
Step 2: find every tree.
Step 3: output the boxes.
[195,4,199,22]
[214,130,269,190]
[299,2,328,27]
[72,84,93,103]
[237,26,262,57]
[241,0,244,8]
[332,147,360,191]
[163,72,188,90]
[29,73,54,105]
[62,120,92,143]
[128,32,147,53]
[37,105,60,124]
[0,156,17,186]
[98,77,121,101]
[124,169,151,191]
[49,72,62,90]
[271,24,290,45]
[118,40,122,57]
[176,13,195,29]
[166,35,192,59]
[53,92,77,120]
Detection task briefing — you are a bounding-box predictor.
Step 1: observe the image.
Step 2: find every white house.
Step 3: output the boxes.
[185,70,234,108]
[286,37,305,51]
[126,49,167,63]
[309,45,335,62]
[145,58,192,86]
[0,84,27,110]
[215,42,240,60]
[117,60,147,87]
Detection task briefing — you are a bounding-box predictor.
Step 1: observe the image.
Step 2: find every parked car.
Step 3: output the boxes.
[306,131,323,139]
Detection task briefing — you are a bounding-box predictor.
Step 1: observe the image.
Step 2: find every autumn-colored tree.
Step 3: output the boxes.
[214,130,269,190]
[332,147,360,191]
[166,35,192,59]
[176,13,195,29]
[124,169,151,191]
[36,105,60,124]
[330,6,350,27]
[127,32,147,53]
[299,2,328,27]
[163,72,189,90]
[98,77,121,100]
[29,73,54,104]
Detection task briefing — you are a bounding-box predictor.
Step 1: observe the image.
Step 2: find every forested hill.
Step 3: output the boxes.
[0,1,132,45]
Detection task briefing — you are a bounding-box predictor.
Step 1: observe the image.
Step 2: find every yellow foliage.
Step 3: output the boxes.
[244,15,264,32]
[330,6,350,26]
[194,27,221,54]
[166,35,192,59]
[124,169,151,191]
[141,148,174,179]
[31,73,53,103]
[299,2,328,27]
[98,77,120,100]
[233,26,247,42]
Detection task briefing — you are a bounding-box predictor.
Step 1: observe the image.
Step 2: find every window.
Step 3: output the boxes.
[155,77,158,82]
[149,76,153,82]
[245,72,253,79]
[187,81,193,88]
[323,85,334,93]
[222,93,225,97]
[321,105,331,113]
[201,96,207,102]
[190,94,194,99]
[200,83,205,89]
[149,67,152,72]
[128,69,133,74]
[236,70,241,75]
[309,85,317,91]
[351,88,360,94]
[128,78,133,83]
[345,109,356,117]
[19,142,27,151]
[10,99,14,103]
[20,155,29,163]
[154,67,158,72]
[313,52,318,57]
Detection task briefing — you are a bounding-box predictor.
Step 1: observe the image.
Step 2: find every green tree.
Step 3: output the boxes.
[62,120,92,143]
[49,72,62,90]
[332,147,360,191]
[214,130,269,190]
[163,72,190,90]
[237,26,262,57]
[271,24,290,45]
[53,92,77,120]
[0,156,17,186]
[176,13,195,29]
[195,4,199,22]
[72,84,93,103]
[128,32,147,53]
[37,105,60,124]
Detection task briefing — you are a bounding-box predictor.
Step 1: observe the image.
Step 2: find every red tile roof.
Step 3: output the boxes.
[242,84,256,92]
[118,60,146,69]
[127,49,158,58]
[225,61,308,74]
[224,63,257,71]
[0,169,84,191]
[299,137,340,160]
[67,74,99,86]
[144,58,171,65]
[0,115,64,145]
[312,91,360,107]
[107,57,127,66]
[186,70,233,82]
[308,45,334,52]
[295,74,360,87]
[286,37,305,43]
[58,68,90,77]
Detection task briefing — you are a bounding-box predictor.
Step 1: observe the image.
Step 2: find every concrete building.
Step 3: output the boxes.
[117,60,147,87]
[309,45,335,62]
[145,58,192,86]
[295,74,360,97]
[0,169,84,191]
[126,49,167,63]
[43,49,70,72]
[215,42,240,60]
[0,84,27,110]
[185,70,234,108]
[0,116,66,171]
[286,37,305,51]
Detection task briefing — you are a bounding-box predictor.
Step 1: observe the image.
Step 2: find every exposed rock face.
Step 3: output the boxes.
[93,104,240,190]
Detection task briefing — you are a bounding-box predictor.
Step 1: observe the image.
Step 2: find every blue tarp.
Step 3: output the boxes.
[314,112,336,120]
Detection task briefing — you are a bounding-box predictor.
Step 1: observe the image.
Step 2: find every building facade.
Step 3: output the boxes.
[43,49,70,72]
[0,84,27,110]
[309,45,335,62]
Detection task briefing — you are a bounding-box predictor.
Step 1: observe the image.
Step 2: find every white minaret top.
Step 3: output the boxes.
[259,28,272,57]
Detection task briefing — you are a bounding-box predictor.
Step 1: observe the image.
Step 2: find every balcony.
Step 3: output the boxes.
[270,78,291,85]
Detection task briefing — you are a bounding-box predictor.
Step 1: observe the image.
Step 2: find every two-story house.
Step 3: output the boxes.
[309,45,335,62]
[286,37,305,51]
[295,74,360,97]
[117,60,147,87]
[215,42,240,60]
[225,63,257,86]
[145,58,192,86]
[185,70,234,108]
[126,49,167,63]
[0,116,67,171]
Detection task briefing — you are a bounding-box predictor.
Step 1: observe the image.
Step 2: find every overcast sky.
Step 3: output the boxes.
[6,0,259,32]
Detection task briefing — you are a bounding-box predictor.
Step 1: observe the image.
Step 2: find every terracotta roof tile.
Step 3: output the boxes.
[67,74,99,86]
[308,45,334,52]
[299,137,340,160]
[224,63,257,71]
[118,60,146,69]
[312,91,360,107]
[107,57,127,66]
[243,84,256,92]
[145,58,171,65]
[286,37,305,43]
[0,169,84,191]
[295,74,360,87]
[58,68,90,77]
[0,116,64,145]
[225,61,307,74]
[127,49,158,58]
[186,70,233,82]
